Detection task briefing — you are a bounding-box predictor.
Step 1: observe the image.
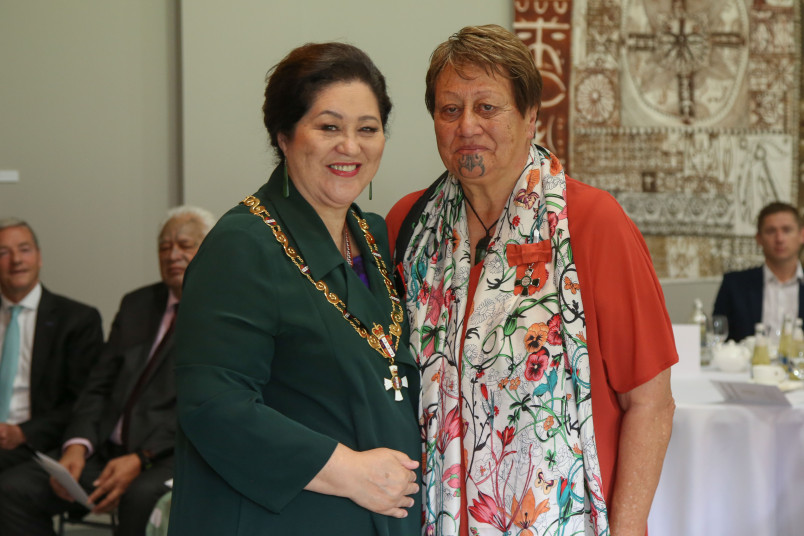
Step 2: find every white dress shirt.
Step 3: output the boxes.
[762,262,803,340]
[0,283,42,424]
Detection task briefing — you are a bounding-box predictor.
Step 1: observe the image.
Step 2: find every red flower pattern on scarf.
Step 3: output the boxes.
[496,425,515,448]
[547,211,558,238]
[417,281,430,304]
[436,405,462,454]
[524,348,550,382]
[547,313,562,346]
[425,283,444,325]
[468,491,507,531]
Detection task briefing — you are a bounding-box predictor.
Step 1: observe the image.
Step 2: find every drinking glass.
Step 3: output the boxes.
[706,315,729,352]
[791,346,804,380]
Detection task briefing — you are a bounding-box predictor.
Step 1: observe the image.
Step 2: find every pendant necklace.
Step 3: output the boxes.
[241,195,409,401]
[463,193,499,265]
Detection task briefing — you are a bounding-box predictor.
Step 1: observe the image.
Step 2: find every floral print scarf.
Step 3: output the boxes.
[402,144,608,536]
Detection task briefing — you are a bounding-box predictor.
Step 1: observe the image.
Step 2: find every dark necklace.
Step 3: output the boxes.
[463,193,498,265]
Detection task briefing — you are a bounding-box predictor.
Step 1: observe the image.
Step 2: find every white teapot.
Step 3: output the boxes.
[711,340,751,373]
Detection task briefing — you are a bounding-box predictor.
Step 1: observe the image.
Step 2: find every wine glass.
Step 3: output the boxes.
[707,315,729,349]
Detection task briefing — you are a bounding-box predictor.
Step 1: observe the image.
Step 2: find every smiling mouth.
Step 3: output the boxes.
[329,164,359,172]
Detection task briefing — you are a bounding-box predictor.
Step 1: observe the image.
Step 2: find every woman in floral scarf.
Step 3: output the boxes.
[387,25,677,536]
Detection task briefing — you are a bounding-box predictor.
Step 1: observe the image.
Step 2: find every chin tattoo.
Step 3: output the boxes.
[458,154,485,177]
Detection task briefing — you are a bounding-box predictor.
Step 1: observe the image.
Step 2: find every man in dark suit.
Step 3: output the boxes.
[0,218,103,472]
[714,202,804,342]
[0,206,215,536]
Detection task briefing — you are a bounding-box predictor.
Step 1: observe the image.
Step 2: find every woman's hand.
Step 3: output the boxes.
[306,443,419,518]
[344,447,420,517]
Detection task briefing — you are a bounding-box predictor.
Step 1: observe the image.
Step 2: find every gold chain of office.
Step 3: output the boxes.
[241,195,405,377]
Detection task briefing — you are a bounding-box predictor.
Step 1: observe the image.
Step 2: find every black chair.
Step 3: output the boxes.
[56,504,116,535]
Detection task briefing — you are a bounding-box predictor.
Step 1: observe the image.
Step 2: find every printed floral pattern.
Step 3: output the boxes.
[403,145,608,535]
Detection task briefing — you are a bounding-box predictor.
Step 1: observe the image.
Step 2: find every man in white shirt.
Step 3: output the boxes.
[0,218,103,472]
[713,202,804,342]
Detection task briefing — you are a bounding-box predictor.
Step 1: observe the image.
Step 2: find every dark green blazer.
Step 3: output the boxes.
[168,167,421,536]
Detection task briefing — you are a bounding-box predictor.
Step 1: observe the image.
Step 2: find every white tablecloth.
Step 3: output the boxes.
[648,371,804,536]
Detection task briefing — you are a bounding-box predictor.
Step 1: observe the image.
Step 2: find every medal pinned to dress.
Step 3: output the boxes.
[373,324,408,401]
[384,365,408,401]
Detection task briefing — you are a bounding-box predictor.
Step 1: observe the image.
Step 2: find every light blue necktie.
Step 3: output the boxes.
[0,305,23,422]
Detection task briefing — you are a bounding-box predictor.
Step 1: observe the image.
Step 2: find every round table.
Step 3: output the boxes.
[648,370,804,536]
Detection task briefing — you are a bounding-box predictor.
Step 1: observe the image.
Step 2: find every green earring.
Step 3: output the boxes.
[368,181,373,200]
[283,164,290,198]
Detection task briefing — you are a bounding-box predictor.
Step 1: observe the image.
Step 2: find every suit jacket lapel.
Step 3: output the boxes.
[343,209,416,367]
[29,287,56,397]
[122,285,169,399]
[265,168,344,282]
[750,267,764,325]
[798,279,804,320]
[130,331,175,401]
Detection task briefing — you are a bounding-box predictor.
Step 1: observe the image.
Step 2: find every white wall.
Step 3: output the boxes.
[180,0,512,218]
[0,0,180,330]
[660,277,722,324]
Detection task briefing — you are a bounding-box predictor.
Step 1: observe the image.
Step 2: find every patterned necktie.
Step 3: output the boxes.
[0,305,23,422]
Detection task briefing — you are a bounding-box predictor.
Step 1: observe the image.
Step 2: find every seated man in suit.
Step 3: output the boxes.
[0,218,103,473]
[714,202,804,342]
[0,206,215,536]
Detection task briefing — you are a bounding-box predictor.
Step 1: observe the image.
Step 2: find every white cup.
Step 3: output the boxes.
[752,364,787,385]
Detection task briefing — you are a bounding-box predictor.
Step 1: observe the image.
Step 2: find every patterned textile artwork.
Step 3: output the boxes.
[515,0,802,278]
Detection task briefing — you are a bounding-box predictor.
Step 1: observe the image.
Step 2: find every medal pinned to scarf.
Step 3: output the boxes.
[402,144,609,536]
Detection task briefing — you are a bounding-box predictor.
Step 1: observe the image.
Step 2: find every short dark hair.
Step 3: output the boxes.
[757,202,801,233]
[0,218,39,249]
[263,42,392,162]
[425,24,542,119]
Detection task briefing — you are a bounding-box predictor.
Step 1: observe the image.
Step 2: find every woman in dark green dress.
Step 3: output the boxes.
[167,43,421,536]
